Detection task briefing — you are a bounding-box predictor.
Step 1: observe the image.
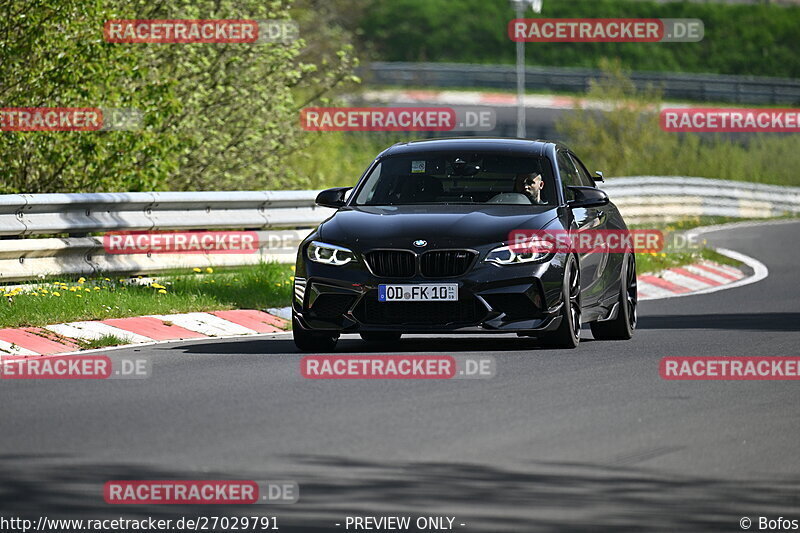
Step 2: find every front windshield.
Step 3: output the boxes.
[352,152,557,206]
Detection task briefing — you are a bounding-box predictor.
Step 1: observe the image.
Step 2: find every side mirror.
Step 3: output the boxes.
[315,187,352,208]
[593,171,604,182]
[567,186,609,209]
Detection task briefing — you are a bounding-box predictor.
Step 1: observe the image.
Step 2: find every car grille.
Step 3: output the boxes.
[365,250,416,277]
[355,293,486,326]
[365,249,476,278]
[421,250,475,277]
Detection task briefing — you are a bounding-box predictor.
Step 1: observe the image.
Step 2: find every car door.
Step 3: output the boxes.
[556,149,604,307]
[568,151,614,305]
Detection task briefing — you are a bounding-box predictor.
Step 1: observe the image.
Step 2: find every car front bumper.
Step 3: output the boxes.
[293,253,569,335]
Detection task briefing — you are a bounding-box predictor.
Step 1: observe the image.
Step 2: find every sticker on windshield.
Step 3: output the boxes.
[411,160,426,173]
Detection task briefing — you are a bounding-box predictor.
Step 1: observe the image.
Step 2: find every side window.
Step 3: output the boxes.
[556,150,580,201]
[569,152,595,187]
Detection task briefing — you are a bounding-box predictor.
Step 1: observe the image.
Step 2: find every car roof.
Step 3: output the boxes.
[379,137,554,158]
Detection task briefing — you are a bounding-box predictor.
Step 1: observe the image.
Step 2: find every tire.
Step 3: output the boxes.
[292,315,338,352]
[539,254,581,349]
[360,332,403,342]
[590,254,637,341]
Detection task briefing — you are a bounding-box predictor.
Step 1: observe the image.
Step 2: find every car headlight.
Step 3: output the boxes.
[485,244,551,265]
[306,241,355,266]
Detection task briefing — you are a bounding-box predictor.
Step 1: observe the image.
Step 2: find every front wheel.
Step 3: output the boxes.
[293,315,339,352]
[590,254,637,340]
[539,255,581,349]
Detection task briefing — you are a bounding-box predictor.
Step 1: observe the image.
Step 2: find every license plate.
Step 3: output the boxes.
[378,284,458,302]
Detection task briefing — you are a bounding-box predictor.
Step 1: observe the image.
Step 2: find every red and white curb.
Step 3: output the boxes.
[0,310,288,358]
[359,89,697,111]
[0,257,751,358]
[0,232,770,357]
[638,259,747,300]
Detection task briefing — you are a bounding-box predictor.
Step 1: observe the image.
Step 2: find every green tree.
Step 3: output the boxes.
[358,0,800,78]
[0,0,180,192]
[0,0,359,193]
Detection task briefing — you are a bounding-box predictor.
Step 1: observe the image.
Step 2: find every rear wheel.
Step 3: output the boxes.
[590,254,637,340]
[292,315,339,352]
[539,255,581,349]
[360,332,403,342]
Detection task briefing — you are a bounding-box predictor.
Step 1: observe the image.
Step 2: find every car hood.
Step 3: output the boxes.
[318,205,559,249]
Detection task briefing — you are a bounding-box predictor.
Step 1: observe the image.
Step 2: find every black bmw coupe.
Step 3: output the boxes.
[292,138,637,351]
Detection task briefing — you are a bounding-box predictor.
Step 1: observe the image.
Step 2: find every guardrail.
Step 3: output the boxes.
[0,191,325,236]
[601,177,800,222]
[1,178,798,282]
[362,62,800,105]
[0,191,330,282]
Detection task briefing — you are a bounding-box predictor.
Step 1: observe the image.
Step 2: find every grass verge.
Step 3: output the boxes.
[80,334,128,350]
[628,215,756,233]
[0,262,294,329]
[636,247,742,276]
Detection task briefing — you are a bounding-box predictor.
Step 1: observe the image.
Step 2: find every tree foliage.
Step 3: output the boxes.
[359,0,800,78]
[0,0,359,193]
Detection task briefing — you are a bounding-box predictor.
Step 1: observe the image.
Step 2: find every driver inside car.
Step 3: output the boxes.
[513,172,546,204]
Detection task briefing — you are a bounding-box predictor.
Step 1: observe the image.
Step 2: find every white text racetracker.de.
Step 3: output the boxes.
[342,516,459,530]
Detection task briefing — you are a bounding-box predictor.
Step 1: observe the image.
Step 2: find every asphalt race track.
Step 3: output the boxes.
[2,221,799,532]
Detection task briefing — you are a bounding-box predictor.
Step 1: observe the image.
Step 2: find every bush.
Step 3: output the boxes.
[0,0,359,193]
[556,60,800,186]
